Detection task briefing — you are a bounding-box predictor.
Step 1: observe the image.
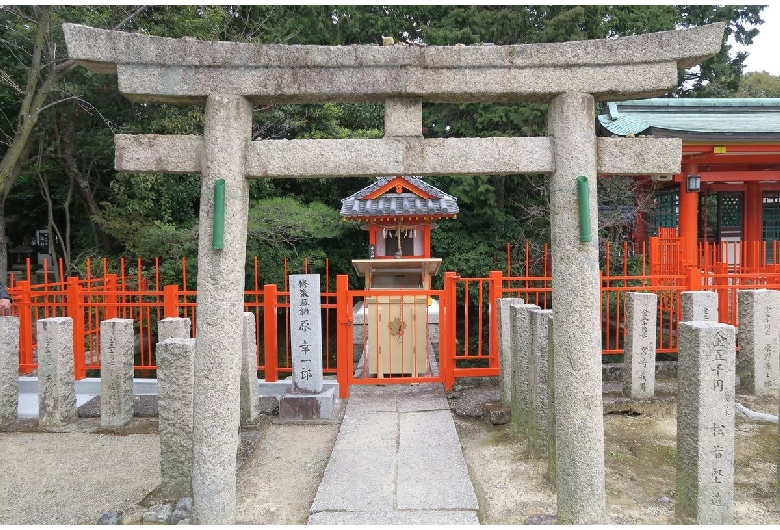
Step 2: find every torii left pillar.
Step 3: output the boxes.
[191,94,251,524]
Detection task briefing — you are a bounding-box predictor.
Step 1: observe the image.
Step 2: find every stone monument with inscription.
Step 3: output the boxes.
[681,291,718,322]
[510,303,539,438]
[279,274,336,420]
[157,337,195,499]
[623,292,657,399]
[37,317,77,429]
[99,318,135,428]
[529,308,553,457]
[736,289,779,393]
[676,321,735,524]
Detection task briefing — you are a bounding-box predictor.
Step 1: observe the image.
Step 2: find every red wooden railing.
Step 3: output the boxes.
[7,239,780,387]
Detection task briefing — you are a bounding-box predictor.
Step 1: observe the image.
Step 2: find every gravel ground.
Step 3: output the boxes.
[0,420,160,525]
[1,383,778,525]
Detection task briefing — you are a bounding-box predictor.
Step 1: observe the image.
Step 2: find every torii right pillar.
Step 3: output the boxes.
[548,93,605,523]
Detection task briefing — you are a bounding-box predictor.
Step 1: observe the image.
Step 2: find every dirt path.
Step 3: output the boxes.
[455,390,780,524]
[0,388,777,525]
[235,421,340,524]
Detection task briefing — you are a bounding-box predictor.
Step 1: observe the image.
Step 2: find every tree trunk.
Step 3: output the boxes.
[57,109,116,253]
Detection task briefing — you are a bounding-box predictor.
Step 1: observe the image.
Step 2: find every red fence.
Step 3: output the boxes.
[6,256,338,381]
[8,240,780,386]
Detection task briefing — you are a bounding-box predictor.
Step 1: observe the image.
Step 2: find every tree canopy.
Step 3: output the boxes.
[0,5,768,285]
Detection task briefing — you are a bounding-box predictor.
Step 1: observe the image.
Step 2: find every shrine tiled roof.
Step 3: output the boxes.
[598,98,780,140]
[340,176,459,219]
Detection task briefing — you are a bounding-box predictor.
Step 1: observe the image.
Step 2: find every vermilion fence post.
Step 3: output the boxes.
[715,262,730,323]
[67,277,86,380]
[263,283,279,382]
[16,281,34,374]
[163,284,180,318]
[442,271,458,391]
[104,274,118,320]
[687,265,701,292]
[488,270,503,369]
[335,275,350,399]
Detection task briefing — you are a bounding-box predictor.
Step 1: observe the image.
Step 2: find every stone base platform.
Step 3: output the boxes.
[278,387,337,421]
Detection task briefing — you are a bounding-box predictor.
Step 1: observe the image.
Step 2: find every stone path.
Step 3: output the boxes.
[308,383,479,524]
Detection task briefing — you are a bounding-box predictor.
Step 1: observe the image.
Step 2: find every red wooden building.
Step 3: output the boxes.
[599,98,780,271]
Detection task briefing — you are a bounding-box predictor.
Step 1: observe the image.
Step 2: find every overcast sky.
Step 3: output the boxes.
[730,4,780,76]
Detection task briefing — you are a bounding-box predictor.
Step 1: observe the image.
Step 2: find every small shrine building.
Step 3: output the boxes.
[339,175,459,377]
[340,175,459,267]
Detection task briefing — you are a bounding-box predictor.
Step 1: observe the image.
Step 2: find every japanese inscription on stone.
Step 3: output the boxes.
[289,274,323,393]
[675,321,735,524]
[624,292,656,399]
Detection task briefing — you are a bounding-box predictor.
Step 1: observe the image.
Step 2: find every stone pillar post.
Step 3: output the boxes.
[681,291,718,322]
[99,318,135,428]
[384,98,422,137]
[529,308,553,457]
[192,94,252,524]
[547,92,605,524]
[158,317,191,343]
[736,289,779,393]
[675,321,735,524]
[37,317,77,429]
[623,292,657,399]
[240,312,260,426]
[546,313,556,484]
[497,298,523,408]
[509,303,539,438]
[0,316,20,427]
[157,338,195,499]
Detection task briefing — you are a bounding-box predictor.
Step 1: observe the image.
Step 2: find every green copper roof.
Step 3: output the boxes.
[598,98,780,140]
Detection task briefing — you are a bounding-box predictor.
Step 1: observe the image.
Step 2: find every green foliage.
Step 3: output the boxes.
[0,4,770,284]
[734,71,780,97]
[247,197,344,249]
[246,196,354,287]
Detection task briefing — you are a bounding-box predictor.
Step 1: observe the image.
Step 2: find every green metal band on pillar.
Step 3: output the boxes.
[577,175,591,243]
[213,179,225,249]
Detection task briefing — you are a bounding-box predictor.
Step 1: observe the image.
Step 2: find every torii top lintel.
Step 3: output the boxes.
[62,23,724,105]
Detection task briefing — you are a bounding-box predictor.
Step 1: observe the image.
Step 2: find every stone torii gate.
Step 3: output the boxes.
[63,23,723,524]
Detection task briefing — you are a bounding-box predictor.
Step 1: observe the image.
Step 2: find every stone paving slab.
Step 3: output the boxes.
[400,410,462,447]
[310,447,396,513]
[397,386,450,412]
[398,452,478,510]
[334,411,397,450]
[308,510,480,525]
[308,383,479,525]
[345,386,398,412]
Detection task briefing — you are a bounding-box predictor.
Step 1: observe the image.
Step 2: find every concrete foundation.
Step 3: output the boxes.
[278,386,337,421]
